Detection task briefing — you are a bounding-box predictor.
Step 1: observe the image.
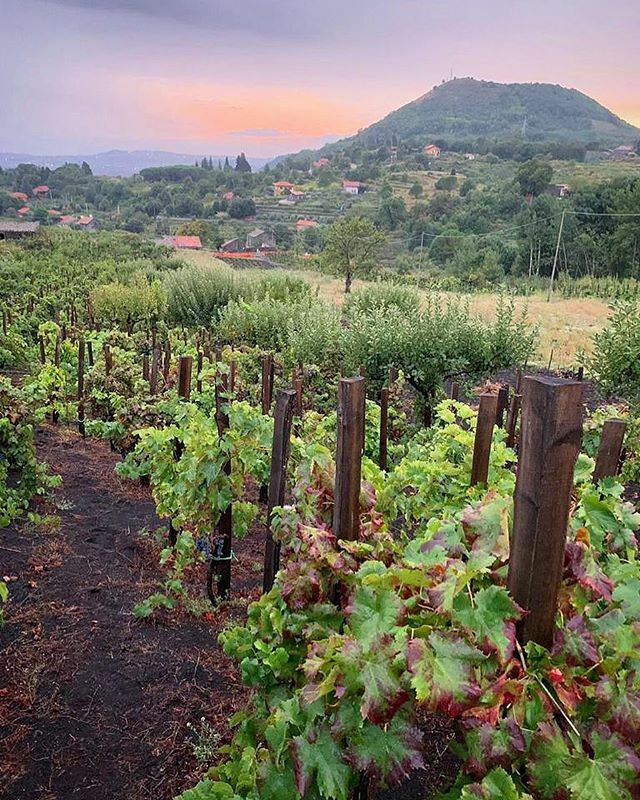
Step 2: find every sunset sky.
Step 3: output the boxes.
[3,0,640,157]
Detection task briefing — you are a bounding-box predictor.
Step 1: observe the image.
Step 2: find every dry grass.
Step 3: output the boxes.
[177,249,610,368]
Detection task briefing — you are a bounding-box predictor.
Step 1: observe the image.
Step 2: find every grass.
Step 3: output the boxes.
[180,249,611,368]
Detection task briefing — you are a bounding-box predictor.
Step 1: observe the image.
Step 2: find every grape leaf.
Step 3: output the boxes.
[291,727,351,800]
[454,586,522,662]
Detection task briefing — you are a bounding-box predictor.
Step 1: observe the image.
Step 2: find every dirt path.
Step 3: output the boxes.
[1,425,260,800]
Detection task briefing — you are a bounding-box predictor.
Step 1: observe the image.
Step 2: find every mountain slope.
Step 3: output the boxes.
[348,78,640,146]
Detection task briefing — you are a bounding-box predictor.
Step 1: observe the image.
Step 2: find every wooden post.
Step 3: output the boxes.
[261,353,274,415]
[470,394,498,486]
[229,360,236,394]
[506,394,522,450]
[263,389,297,592]
[87,341,94,367]
[576,366,584,382]
[54,336,61,367]
[293,376,303,417]
[388,366,398,385]
[196,350,203,393]
[163,340,171,385]
[142,354,150,382]
[212,373,232,600]
[496,385,510,428]
[39,335,46,365]
[448,381,460,401]
[593,419,626,482]
[507,377,583,648]
[150,347,160,394]
[379,387,389,472]
[515,368,523,394]
[104,344,112,376]
[77,339,85,437]
[333,377,365,541]
[178,355,192,400]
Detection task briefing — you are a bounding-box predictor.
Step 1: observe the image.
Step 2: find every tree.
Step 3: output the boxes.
[409,182,423,199]
[376,196,407,230]
[235,153,252,173]
[323,217,386,293]
[228,197,256,219]
[516,160,553,197]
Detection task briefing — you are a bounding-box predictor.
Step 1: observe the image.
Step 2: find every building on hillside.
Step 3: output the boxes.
[246,228,276,250]
[342,180,364,195]
[161,235,203,250]
[47,209,62,219]
[296,219,319,230]
[312,157,330,169]
[17,206,30,216]
[545,184,571,198]
[424,144,441,157]
[273,180,295,196]
[59,214,77,225]
[77,214,98,230]
[222,191,235,202]
[32,185,50,197]
[8,191,29,203]
[219,237,243,252]
[609,145,636,160]
[463,153,476,160]
[0,220,40,240]
[289,189,305,202]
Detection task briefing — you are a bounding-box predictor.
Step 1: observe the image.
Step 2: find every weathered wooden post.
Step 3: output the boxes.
[163,340,171,385]
[229,360,237,394]
[39,335,46,365]
[196,351,203,393]
[150,347,160,394]
[77,339,85,437]
[261,353,274,415]
[448,381,460,401]
[103,344,112,376]
[87,341,94,367]
[506,394,522,450]
[507,376,583,648]
[470,393,498,486]
[177,355,192,400]
[388,366,398,385]
[263,389,297,592]
[496,385,510,427]
[379,387,389,472]
[211,372,233,600]
[294,376,303,417]
[333,377,366,541]
[593,419,626,482]
[142,354,150,382]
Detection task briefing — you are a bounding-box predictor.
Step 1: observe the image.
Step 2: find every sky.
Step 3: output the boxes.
[2,0,639,158]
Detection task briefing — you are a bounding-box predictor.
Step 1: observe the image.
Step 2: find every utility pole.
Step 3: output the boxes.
[547,209,566,302]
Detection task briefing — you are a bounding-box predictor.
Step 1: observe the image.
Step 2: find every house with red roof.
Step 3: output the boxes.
[313,157,330,169]
[59,214,77,225]
[9,191,29,203]
[17,206,30,216]
[273,180,295,197]
[163,235,203,250]
[424,144,441,157]
[77,214,97,230]
[222,191,235,202]
[342,180,364,195]
[33,185,50,197]
[296,219,318,230]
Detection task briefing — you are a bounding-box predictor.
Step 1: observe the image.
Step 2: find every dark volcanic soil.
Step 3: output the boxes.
[0,425,262,800]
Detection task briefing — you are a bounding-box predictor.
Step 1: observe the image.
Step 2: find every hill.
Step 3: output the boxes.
[0,150,271,177]
[341,78,640,147]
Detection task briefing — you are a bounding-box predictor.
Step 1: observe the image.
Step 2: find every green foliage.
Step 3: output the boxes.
[343,283,421,317]
[589,302,640,396]
[90,275,167,332]
[322,217,386,293]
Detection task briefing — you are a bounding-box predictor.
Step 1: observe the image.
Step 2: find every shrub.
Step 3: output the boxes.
[90,275,167,332]
[343,283,421,317]
[589,302,640,397]
[165,264,237,326]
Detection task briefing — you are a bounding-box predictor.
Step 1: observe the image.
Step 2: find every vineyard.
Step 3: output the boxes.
[1,230,640,800]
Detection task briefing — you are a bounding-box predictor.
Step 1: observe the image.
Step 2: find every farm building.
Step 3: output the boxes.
[342,180,364,195]
[0,220,40,240]
[219,238,243,253]
[273,180,295,197]
[546,184,571,198]
[32,185,50,197]
[8,191,29,202]
[77,214,98,230]
[17,206,30,216]
[246,228,276,250]
[161,235,203,250]
[424,143,441,157]
[296,219,318,230]
[312,157,330,168]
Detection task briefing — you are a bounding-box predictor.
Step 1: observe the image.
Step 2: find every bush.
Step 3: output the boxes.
[589,302,640,396]
[343,283,421,317]
[90,275,167,332]
[165,264,237,326]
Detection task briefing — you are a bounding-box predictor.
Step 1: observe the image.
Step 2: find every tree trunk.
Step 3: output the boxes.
[345,272,352,294]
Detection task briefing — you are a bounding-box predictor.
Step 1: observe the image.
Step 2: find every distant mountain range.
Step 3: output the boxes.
[0,150,271,177]
[343,78,640,147]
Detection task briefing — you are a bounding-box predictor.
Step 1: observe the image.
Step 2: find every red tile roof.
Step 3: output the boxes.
[17,206,30,215]
[296,219,318,228]
[273,181,295,187]
[59,215,77,224]
[33,185,50,194]
[77,215,94,226]
[342,180,361,188]
[9,191,29,202]
[170,235,202,249]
